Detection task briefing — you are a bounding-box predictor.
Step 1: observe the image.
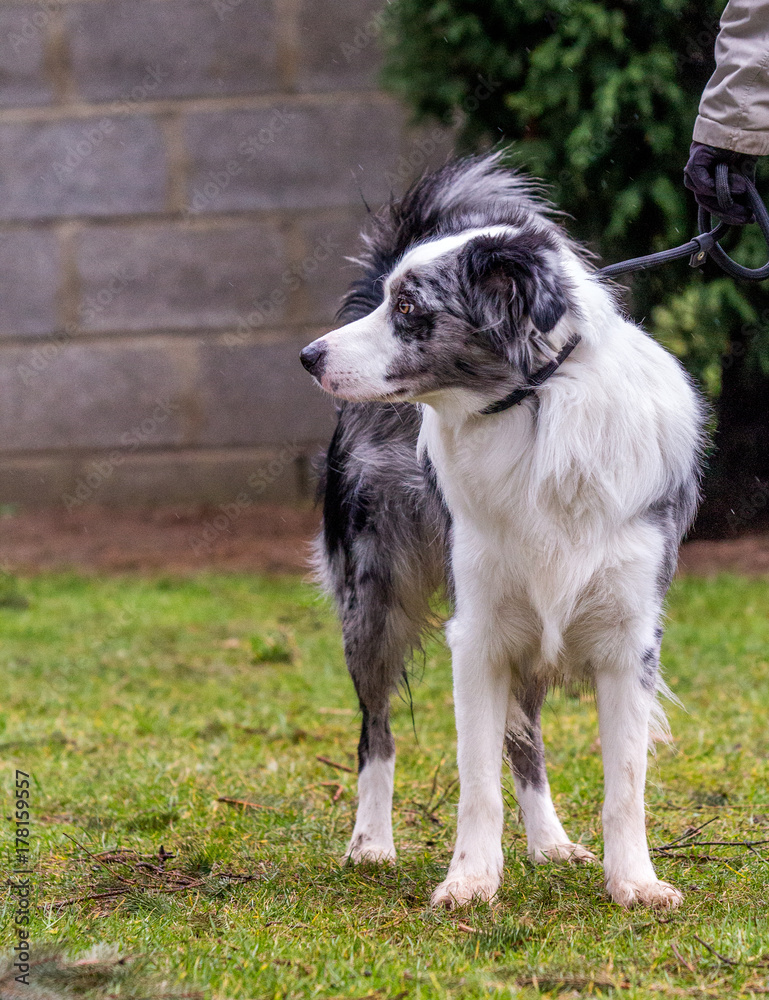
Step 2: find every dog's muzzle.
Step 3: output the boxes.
[299,341,327,379]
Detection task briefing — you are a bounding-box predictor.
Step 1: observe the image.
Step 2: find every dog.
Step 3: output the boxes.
[299,153,707,910]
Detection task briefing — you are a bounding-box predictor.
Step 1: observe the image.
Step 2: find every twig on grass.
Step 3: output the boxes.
[217,796,279,811]
[51,888,128,909]
[516,975,626,991]
[423,760,459,814]
[408,761,458,826]
[456,922,478,933]
[426,758,444,810]
[671,941,696,973]
[654,834,769,866]
[430,778,459,815]
[134,860,168,874]
[655,818,718,851]
[682,857,746,865]
[316,754,355,774]
[308,781,346,801]
[691,935,769,970]
[62,832,137,886]
[216,871,262,882]
[692,935,739,966]
[51,844,264,912]
[324,781,346,802]
[655,839,769,851]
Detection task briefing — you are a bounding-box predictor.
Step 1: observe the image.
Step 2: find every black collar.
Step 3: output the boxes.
[479,334,581,415]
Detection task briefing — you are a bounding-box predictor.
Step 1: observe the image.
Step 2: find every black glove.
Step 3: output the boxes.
[684,141,757,225]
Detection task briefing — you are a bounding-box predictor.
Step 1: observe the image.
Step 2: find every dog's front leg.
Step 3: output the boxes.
[596,667,682,909]
[507,684,597,865]
[431,618,509,908]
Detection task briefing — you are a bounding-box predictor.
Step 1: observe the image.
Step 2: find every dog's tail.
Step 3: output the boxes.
[649,674,683,748]
[338,151,553,323]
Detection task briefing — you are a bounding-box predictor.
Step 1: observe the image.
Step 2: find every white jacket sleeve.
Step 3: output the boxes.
[693,0,769,155]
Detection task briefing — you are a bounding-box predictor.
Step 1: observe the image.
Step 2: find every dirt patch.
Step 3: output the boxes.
[0,504,320,576]
[677,533,769,577]
[1,504,768,577]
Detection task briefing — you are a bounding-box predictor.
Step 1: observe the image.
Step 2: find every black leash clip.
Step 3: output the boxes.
[688,230,718,269]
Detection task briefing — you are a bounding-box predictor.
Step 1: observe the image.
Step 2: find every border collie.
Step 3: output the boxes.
[300,154,706,910]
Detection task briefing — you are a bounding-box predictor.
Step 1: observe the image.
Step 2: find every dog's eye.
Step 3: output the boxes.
[397,299,414,315]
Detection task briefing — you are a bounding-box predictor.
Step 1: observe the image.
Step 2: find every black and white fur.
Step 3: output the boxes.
[300,154,706,910]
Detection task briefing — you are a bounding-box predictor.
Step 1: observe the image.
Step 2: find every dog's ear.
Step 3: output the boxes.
[460,231,569,334]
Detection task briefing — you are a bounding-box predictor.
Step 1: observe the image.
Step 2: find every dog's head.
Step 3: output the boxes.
[300,225,575,407]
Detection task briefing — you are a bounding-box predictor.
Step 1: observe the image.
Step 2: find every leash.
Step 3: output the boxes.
[597,169,769,281]
[483,168,769,415]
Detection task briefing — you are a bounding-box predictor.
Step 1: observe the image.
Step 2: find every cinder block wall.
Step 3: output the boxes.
[0,0,450,507]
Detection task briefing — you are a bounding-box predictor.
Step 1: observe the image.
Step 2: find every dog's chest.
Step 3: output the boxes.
[420,405,610,588]
[421,407,549,532]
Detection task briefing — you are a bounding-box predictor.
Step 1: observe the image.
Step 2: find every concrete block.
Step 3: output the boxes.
[0,446,322,508]
[296,0,385,92]
[287,207,370,325]
[66,0,278,101]
[0,4,54,107]
[0,115,167,220]
[70,446,313,507]
[75,221,288,332]
[195,338,337,447]
[0,230,61,337]
[183,98,409,212]
[0,340,189,451]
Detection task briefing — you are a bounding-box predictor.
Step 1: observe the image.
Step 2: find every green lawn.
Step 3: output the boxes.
[1,572,769,999]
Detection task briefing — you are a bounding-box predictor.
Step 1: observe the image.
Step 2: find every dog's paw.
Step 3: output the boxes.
[430,873,499,909]
[343,837,396,865]
[529,842,599,866]
[606,877,683,910]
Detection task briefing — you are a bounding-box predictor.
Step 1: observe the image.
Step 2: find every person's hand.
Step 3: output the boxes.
[684,141,757,225]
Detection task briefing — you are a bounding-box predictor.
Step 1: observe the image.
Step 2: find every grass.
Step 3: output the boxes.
[1,571,769,999]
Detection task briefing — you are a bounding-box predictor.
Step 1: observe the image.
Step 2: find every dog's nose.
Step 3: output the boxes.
[300,341,327,378]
